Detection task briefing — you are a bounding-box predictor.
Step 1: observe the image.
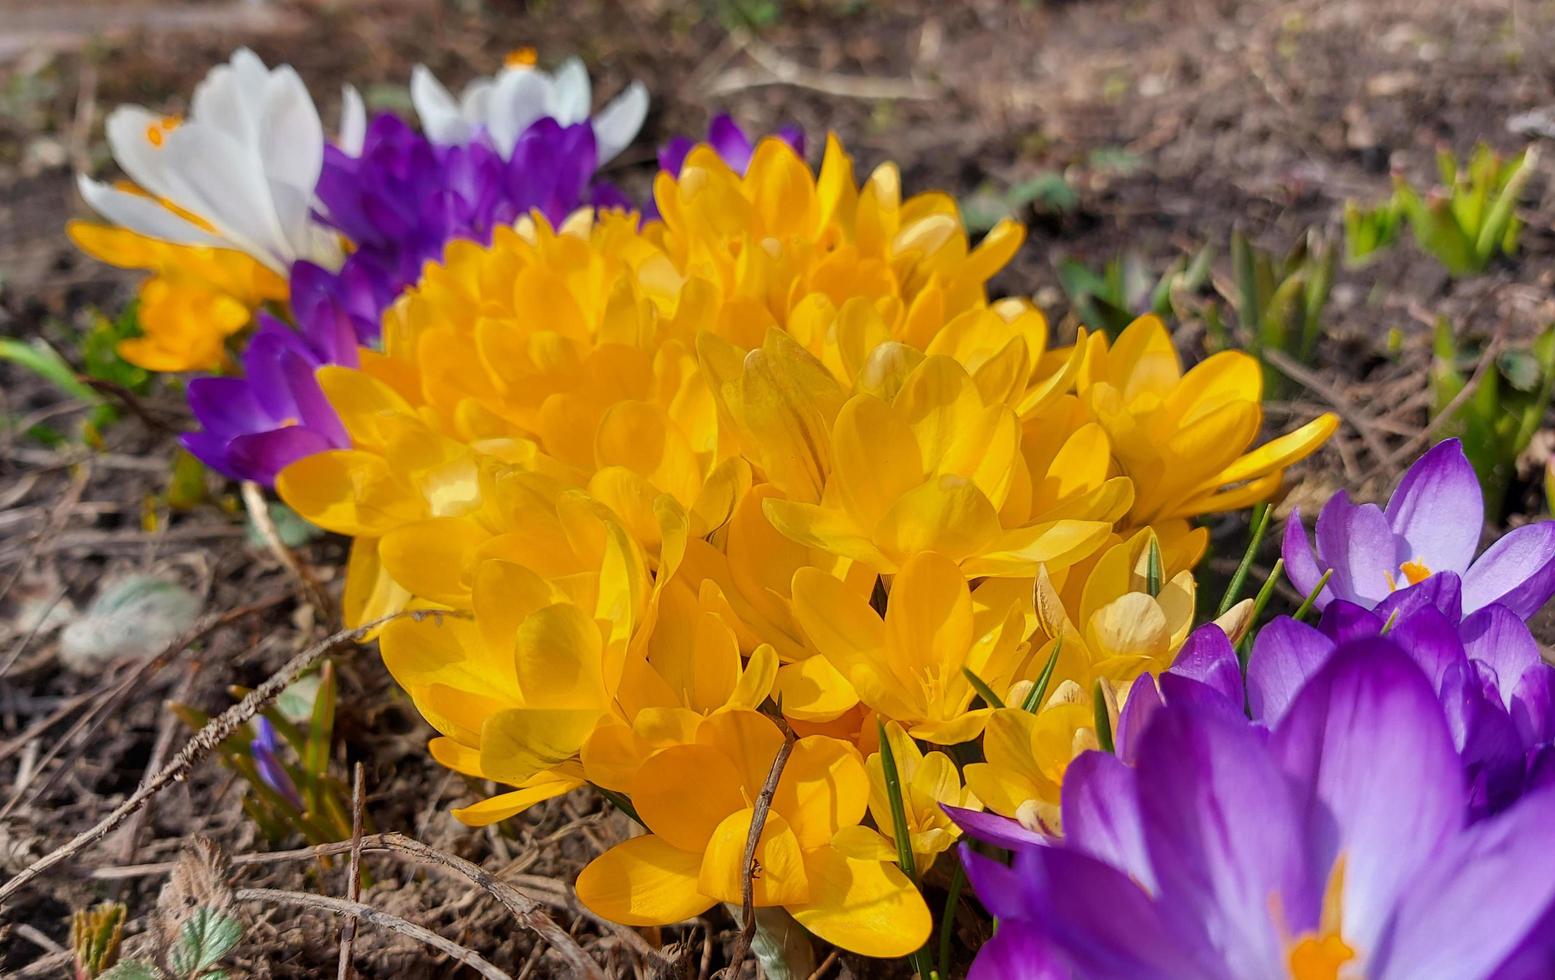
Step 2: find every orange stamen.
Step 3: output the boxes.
[504,47,538,68]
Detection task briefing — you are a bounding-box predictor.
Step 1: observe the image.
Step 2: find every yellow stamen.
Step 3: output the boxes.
[144,115,181,148]
[504,47,538,68]
[1400,560,1431,585]
[1284,856,1357,979]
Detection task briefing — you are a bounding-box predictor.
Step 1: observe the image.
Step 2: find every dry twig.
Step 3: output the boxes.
[720,720,799,978]
[237,887,513,980]
[337,763,367,980]
[0,613,403,907]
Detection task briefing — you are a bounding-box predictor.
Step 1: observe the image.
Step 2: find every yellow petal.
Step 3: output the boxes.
[378,518,490,606]
[576,835,716,926]
[276,450,423,537]
[452,773,583,826]
[478,708,601,787]
[873,476,1002,566]
[773,656,861,722]
[772,736,869,849]
[789,846,932,958]
[513,602,607,710]
[631,742,747,851]
[698,808,811,906]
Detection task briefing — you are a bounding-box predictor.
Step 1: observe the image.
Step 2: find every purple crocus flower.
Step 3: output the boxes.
[183,112,623,484]
[251,717,304,811]
[657,114,806,177]
[180,263,359,483]
[952,648,1555,980]
[1283,439,1555,619]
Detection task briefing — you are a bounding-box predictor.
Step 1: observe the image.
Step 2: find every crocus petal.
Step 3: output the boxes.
[338,84,366,156]
[592,81,649,165]
[1375,787,1555,980]
[410,65,471,145]
[1512,664,1555,748]
[1375,571,1463,625]
[1460,605,1541,707]
[788,845,932,958]
[969,928,1071,980]
[1060,751,1155,894]
[1316,600,1383,643]
[1281,508,1330,608]
[1270,643,1464,956]
[1137,699,1314,975]
[1166,624,1243,706]
[1315,493,1397,607]
[945,805,1048,850]
[1384,438,1482,576]
[1245,616,1333,725]
[75,175,227,249]
[1387,604,1467,694]
[1462,522,1555,619]
[575,835,716,926]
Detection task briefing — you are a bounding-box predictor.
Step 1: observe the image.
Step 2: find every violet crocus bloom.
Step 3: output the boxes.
[180,262,360,483]
[251,717,304,811]
[1283,439,1555,619]
[657,114,806,177]
[952,648,1555,980]
[184,112,624,484]
[1120,587,1555,820]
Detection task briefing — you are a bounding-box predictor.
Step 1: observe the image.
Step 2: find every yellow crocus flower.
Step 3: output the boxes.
[763,353,1115,577]
[788,551,1027,744]
[68,220,286,372]
[1076,314,1338,527]
[963,689,1095,830]
[866,721,980,871]
[575,711,931,959]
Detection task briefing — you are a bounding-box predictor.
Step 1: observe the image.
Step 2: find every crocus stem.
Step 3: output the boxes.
[1219,503,1271,615]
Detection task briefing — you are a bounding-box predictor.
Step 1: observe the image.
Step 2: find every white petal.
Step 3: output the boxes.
[590,80,648,165]
[485,68,549,158]
[104,107,180,202]
[411,65,471,145]
[549,57,591,123]
[338,84,366,156]
[75,175,226,248]
[158,126,289,271]
[258,65,325,241]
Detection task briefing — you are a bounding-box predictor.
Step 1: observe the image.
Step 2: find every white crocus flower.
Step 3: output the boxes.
[410,56,647,165]
[76,48,343,275]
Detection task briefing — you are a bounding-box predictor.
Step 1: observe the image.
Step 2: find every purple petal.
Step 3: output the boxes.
[946,805,1048,850]
[1113,674,1161,767]
[1463,522,1555,619]
[1375,787,1555,980]
[1167,624,1243,705]
[657,136,695,176]
[1512,664,1555,748]
[1460,605,1541,707]
[1317,600,1384,643]
[1004,845,1213,978]
[1137,700,1314,976]
[1246,616,1334,725]
[1438,660,1525,816]
[1282,508,1330,608]
[226,427,336,486]
[961,844,1029,921]
[1375,571,1463,625]
[1315,493,1400,607]
[969,928,1071,980]
[1270,642,1464,956]
[186,376,269,439]
[1388,604,1467,694]
[1060,751,1155,893]
[1385,438,1482,576]
[707,114,755,173]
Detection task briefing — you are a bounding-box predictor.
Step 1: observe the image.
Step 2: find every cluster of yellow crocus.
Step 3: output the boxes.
[277,135,1336,958]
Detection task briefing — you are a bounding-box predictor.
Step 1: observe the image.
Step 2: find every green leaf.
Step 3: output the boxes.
[1092,681,1115,754]
[1218,503,1271,615]
[960,666,1006,709]
[1021,636,1064,713]
[168,907,242,976]
[304,661,337,815]
[99,961,164,980]
[0,337,103,405]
